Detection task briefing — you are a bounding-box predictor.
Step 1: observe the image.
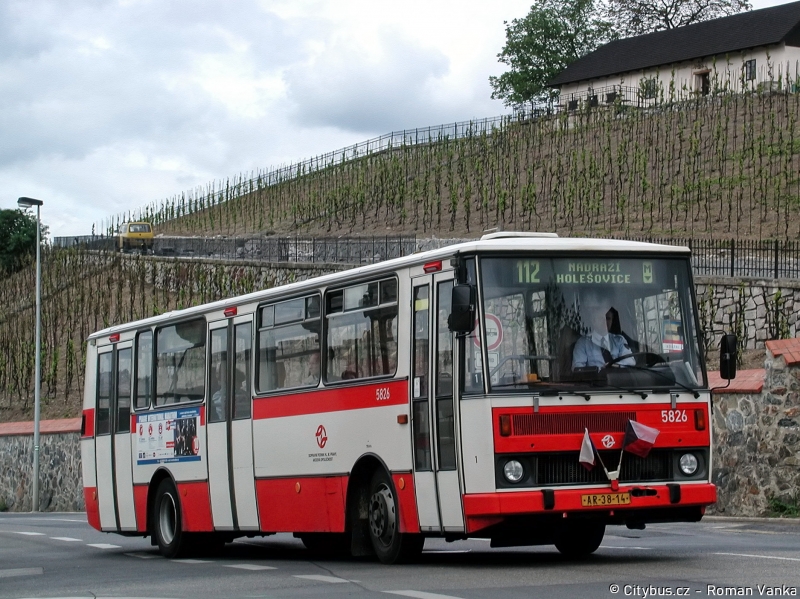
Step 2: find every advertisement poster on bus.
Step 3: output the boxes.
[136,407,201,465]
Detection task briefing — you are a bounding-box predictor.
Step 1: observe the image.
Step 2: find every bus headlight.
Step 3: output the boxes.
[503,460,524,483]
[679,453,698,476]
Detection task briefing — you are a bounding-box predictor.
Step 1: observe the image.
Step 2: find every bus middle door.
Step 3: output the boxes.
[206,315,259,532]
[410,273,465,533]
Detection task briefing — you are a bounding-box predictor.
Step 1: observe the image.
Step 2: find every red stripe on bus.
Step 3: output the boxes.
[176,481,214,532]
[82,409,95,439]
[253,380,408,420]
[133,485,148,533]
[391,473,420,534]
[84,487,101,531]
[256,476,347,533]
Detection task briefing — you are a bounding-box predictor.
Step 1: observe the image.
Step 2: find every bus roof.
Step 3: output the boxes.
[89,235,689,340]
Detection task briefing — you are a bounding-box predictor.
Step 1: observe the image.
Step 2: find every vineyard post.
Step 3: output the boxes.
[18,196,43,512]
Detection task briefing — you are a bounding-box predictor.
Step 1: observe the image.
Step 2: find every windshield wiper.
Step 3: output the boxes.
[617,364,700,398]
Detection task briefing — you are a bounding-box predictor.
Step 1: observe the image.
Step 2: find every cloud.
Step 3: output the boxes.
[285,29,450,133]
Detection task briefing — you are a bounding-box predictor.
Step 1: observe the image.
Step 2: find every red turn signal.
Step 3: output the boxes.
[224,306,237,317]
[423,260,442,273]
[499,414,511,437]
[109,333,120,343]
[694,409,706,431]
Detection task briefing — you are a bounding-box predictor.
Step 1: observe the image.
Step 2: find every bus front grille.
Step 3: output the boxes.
[512,411,636,436]
[535,450,673,486]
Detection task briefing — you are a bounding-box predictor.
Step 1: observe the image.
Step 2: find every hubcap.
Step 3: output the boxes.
[369,484,396,548]
[159,493,177,545]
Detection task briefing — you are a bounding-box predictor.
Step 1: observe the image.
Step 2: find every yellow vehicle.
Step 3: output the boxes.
[118,222,154,252]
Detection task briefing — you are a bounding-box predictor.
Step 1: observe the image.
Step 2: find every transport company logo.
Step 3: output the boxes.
[316,425,328,448]
[602,434,615,448]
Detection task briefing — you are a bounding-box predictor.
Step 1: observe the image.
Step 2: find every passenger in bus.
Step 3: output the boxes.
[303,352,320,386]
[209,363,226,421]
[573,297,635,369]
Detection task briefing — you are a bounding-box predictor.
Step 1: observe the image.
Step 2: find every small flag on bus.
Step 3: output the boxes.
[579,428,596,470]
[623,420,660,458]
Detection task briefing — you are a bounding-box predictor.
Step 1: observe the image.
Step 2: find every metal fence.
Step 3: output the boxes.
[626,237,800,280]
[52,234,800,279]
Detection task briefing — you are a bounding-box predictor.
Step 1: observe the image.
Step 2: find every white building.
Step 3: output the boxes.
[549,1,800,109]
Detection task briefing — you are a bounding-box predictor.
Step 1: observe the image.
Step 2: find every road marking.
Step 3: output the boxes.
[600,545,651,550]
[0,567,44,578]
[51,536,83,542]
[87,543,122,549]
[171,559,212,564]
[716,552,800,562]
[423,549,471,554]
[225,564,278,571]
[294,574,350,583]
[12,531,46,536]
[125,552,163,559]
[384,591,466,599]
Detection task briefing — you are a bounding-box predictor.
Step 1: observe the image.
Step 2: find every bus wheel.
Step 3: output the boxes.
[153,479,187,558]
[554,521,605,559]
[367,469,423,564]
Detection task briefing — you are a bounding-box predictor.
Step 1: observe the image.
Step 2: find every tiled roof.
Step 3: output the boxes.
[0,418,81,437]
[550,1,800,86]
[707,369,765,394]
[766,338,800,365]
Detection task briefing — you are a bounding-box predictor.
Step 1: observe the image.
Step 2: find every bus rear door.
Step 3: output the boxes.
[95,341,137,531]
[206,316,259,531]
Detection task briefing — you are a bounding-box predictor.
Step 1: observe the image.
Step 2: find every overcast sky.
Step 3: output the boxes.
[0,0,789,237]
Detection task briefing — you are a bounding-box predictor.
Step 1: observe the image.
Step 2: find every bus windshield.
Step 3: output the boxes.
[479,255,704,393]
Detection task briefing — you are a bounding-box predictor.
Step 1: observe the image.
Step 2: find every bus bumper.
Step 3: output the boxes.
[463,483,716,534]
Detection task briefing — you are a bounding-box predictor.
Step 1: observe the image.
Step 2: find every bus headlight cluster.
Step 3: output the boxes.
[679,453,698,475]
[503,460,524,483]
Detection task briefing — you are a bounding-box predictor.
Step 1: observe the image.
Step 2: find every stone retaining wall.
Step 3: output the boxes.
[0,420,83,512]
[711,340,800,516]
[695,276,800,351]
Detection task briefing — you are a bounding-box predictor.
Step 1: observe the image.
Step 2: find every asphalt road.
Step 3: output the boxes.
[2,513,800,599]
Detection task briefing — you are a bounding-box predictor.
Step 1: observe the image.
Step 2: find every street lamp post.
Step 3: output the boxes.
[18,196,43,512]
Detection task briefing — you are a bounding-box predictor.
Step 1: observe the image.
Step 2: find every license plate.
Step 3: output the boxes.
[581,492,631,507]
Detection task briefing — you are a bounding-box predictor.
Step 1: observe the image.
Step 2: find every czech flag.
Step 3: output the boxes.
[579,428,596,470]
[623,420,660,458]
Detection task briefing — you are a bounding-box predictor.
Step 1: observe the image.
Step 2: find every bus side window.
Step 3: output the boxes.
[96,352,113,435]
[117,348,132,433]
[134,331,152,410]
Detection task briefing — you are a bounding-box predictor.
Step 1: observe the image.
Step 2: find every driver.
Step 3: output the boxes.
[573,294,635,370]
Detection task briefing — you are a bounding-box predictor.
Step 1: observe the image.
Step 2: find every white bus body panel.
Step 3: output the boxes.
[231,419,259,530]
[252,404,412,478]
[460,398,496,494]
[114,434,137,530]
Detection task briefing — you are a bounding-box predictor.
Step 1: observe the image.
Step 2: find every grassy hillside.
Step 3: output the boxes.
[110,91,800,241]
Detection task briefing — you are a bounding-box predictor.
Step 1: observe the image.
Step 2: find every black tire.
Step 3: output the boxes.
[367,469,424,564]
[299,533,351,558]
[554,521,605,559]
[153,478,188,558]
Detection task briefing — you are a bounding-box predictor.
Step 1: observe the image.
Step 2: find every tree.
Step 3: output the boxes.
[606,0,751,37]
[489,0,614,107]
[0,209,47,276]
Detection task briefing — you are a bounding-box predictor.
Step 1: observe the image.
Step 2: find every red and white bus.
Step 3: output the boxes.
[81,232,733,563]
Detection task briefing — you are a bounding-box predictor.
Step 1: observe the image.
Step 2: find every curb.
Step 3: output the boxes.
[704,515,800,525]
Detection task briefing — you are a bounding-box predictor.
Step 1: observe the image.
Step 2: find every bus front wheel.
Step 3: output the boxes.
[367,469,423,564]
[554,521,605,559]
[153,478,187,558]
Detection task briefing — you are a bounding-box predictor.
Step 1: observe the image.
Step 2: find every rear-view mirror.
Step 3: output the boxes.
[448,284,475,333]
[720,334,737,380]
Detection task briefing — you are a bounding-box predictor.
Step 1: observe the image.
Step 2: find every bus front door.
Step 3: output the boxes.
[206,316,259,531]
[95,341,137,531]
[410,274,465,533]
